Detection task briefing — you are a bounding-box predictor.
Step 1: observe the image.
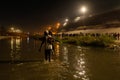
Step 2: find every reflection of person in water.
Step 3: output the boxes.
[39,30,55,62]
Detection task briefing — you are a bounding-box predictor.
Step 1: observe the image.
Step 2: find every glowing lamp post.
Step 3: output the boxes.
[80,6,87,28]
[80,6,87,14]
[63,18,69,26]
[65,19,69,22]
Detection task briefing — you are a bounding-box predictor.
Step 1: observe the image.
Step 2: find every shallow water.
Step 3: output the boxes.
[0,37,120,80]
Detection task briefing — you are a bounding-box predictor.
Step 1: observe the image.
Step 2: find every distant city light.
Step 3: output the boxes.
[56,22,60,29]
[63,18,69,26]
[63,22,67,26]
[48,26,52,30]
[74,17,81,22]
[65,18,69,22]
[9,27,22,33]
[10,27,14,31]
[15,29,22,33]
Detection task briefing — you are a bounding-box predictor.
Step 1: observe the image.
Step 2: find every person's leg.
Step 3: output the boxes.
[48,50,51,62]
[45,50,48,61]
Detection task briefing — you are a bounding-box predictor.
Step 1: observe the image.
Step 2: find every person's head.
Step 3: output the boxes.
[44,30,53,37]
[44,30,49,36]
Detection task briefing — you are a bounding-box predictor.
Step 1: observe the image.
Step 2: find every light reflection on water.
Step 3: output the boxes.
[73,46,88,80]
[55,43,60,57]
[27,37,29,44]
[61,45,68,64]
[60,45,89,80]
[10,37,21,62]
[1,38,120,80]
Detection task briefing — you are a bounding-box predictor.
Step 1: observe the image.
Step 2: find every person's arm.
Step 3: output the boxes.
[52,43,55,54]
[39,37,45,52]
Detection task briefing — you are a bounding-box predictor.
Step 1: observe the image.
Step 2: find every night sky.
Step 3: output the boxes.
[0,0,120,32]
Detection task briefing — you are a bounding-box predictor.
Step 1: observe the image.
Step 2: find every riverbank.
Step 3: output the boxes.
[59,35,120,50]
[0,36,11,40]
[59,27,120,34]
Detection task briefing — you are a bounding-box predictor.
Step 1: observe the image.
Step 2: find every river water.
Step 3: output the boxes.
[0,37,120,80]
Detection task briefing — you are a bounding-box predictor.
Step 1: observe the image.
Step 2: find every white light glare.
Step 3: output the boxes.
[63,22,67,26]
[81,6,87,13]
[74,17,81,22]
[65,19,69,22]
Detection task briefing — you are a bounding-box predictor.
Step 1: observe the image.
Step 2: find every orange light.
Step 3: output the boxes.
[56,23,60,29]
[48,26,52,30]
[52,32,56,34]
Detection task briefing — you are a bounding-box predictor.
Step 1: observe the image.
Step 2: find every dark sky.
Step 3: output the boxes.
[0,0,120,32]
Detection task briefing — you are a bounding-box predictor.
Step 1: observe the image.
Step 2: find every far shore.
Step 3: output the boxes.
[0,36,11,40]
[59,27,120,34]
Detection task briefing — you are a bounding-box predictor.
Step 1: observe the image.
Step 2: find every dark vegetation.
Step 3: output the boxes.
[61,35,115,47]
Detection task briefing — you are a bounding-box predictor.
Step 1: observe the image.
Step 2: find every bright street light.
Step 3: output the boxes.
[80,6,87,14]
[74,16,81,22]
[65,18,69,22]
[79,6,88,28]
[63,18,69,26]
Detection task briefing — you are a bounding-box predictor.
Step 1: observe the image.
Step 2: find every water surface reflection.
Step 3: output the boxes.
[0,38,120,80]
[60,45,90,80]
[10,37,21,62]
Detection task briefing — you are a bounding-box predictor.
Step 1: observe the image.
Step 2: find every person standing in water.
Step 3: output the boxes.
[39,30,55,62]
